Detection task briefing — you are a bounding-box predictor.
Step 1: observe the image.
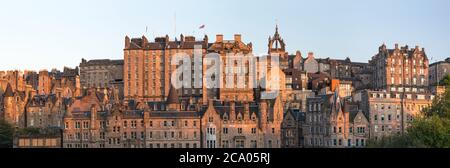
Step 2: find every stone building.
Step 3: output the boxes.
[38,70,52,95]
[26,94,68,128]
[124,35,209,104]
[429,58,450,86]
[13,128,63,148]
[200,95,284,148]
[79,59,124,89]
[371,44,429,92]
[49,67,81,98]
[303,53,320,74]
[303,89,370,148]
[144,84,202,148]
[62,86,202,148]
[0,70,26,92]
[331,79,354,98]
[1,83,29,127]
[357,90,434,140]
[63,88,125,148]
[281,109,305,148]
[37,68,81,98]
[207,34,255,102]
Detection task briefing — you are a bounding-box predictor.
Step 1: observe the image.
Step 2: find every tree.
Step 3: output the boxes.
[439,74,450,86]
[0,120,14,148]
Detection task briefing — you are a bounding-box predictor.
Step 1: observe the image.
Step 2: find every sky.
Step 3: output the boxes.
[0,0,449,71]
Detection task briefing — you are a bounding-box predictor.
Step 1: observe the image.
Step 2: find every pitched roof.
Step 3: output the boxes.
[3,83,14,97]
[166,84,179,105]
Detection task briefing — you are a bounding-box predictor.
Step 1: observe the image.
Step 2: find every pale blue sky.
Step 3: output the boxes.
[0,0,449,71]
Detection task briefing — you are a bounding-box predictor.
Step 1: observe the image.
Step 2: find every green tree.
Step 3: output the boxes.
[0,120,14,148]
[439,74,450,86]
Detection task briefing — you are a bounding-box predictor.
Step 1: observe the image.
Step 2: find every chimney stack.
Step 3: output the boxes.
[234,34,241,42]
[216,34,223,43]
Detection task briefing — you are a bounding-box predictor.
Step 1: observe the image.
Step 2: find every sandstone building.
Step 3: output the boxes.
[429,58,450,86]
[371,44,429,92]
[79,59,124,90]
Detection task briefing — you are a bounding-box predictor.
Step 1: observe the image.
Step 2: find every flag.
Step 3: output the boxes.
[199,25,205,29]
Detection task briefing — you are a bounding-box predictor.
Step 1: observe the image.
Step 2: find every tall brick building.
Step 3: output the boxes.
[371,44,429,92]
[123,35,208,104]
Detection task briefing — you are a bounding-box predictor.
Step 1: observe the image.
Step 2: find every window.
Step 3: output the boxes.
[193,121,197,127]
[338,127,342,133]
[75,122,81,129]
[184,121,188,127]
[251,128,257,134]
[65,122,69,129]
[100,132,105,140]
[207,140,216,148]
[236,140,245,148]
[207,128,216,135]
[222,140,229,148]
[223,128,228,134]
[83,132,89,140]
[251,140,257,148]
[131,132,137,139]
[123,121,128,128]
[272,128,275,134]
[149,121,153,127]
[238,128,243,134]
[131,120,137,128]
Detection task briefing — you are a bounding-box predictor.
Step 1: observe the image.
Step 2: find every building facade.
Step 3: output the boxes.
[79,59,124,89]
[201,96,284,148]
[371,44,429,92]
[303,89,370,148]
[358,90,433,140]
[124,35,208,103]
[281,109,305,148]
[429,58,450,86]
